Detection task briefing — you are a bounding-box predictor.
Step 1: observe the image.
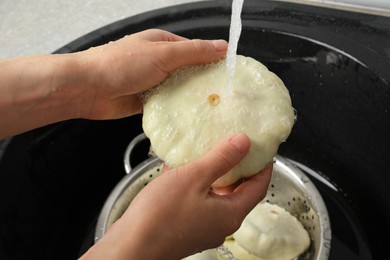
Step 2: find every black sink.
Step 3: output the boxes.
[1,1,389,259]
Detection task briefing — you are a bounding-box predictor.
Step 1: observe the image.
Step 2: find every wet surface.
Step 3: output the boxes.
[289,159,374,259]
[1,1,389,259]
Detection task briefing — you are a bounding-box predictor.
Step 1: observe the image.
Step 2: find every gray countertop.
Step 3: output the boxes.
[0,0,208,59]
[2,0,389,60]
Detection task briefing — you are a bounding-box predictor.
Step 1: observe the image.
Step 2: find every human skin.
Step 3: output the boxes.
[80,133,272,260]
[0,29,272,259]
[0,29,227,139]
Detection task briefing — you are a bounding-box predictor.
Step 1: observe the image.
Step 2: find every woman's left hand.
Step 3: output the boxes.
[77,29,228,120]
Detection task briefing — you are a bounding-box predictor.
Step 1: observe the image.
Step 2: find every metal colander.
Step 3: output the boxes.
[95,133,331,259]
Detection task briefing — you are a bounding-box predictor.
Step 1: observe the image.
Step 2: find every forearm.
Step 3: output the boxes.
[0,54,90,139]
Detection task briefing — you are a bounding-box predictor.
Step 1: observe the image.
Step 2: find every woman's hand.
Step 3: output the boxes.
[77,29,228,120]
[81,133,272,260]
[0,29,227,139]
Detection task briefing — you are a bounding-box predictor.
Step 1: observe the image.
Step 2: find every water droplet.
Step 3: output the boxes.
[294,108,298,123]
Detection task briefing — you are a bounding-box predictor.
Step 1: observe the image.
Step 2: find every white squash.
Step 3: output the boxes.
[142,55,294,187]
[185,202,310,260]
[232,202,311,260]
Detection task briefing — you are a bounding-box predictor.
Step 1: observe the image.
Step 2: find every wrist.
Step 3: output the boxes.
[31,52,104,121]
[0,54,91,138]
[47,53,95,120]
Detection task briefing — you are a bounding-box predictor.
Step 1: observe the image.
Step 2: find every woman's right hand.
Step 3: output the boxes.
[80,133,272,260]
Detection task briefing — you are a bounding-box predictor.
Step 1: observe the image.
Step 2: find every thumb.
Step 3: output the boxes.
[181,133,251,188]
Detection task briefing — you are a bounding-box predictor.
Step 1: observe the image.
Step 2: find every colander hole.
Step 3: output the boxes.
[304,200,307,204]
[149,174,153,178]
[271,184,275,188]
[287,201,291,206]
[293,197,296,201]
[271,193,275,197]
[144,182,149,186]
[157,168,160,172]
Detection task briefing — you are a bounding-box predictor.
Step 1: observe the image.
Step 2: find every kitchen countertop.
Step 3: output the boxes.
[2,0,389,60]
[3,0,390,60]
[0,0,208,59]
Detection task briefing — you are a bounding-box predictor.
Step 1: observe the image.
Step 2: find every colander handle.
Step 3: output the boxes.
[123,133,148,174]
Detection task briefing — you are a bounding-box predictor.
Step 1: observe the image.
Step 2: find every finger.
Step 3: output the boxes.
[211,183,238,195]
[136,29,189,42]
[159,39,228,71]
[230,164,273,217]
[180,133,251,188]
[162,164,171,173]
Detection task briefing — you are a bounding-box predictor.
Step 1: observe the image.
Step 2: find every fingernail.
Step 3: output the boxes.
[210,40,228,52]
[229,133,250,154]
